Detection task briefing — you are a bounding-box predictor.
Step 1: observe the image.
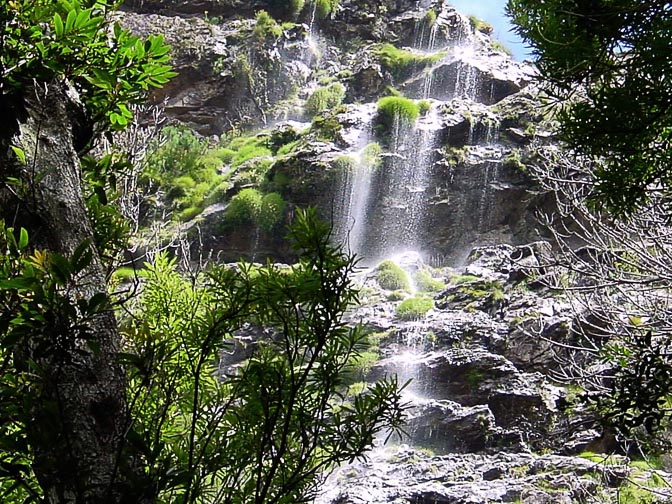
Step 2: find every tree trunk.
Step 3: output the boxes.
[0,80,147,503]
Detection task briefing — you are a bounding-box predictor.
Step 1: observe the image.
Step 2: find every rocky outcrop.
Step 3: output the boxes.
[317,446,637,504]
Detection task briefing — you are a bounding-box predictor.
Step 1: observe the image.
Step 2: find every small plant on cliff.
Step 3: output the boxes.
[258,192,287,231]
[396,296,434,320]
[376,96,420,131]
[375,43,445,78]
[418,100,432,115]
[306,82,346,116]
[314,0,340,19]
[226,187,263,225]
[424,9,437,27]
[361,142,383,168]
[376,260,411,291]
[253,10,283,40]
[469,15,493,34]
[414,268,445,293]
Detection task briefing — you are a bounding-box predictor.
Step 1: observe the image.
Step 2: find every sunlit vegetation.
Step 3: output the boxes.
[375,43,446,78]
[376,96,421,131]
[396,296,434,320]
[376,260,411,291]
[306,82,346,116]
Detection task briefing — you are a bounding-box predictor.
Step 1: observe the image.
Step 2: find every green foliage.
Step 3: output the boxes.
[418,100,432,115]
[0,225,113,502]
[589,334,672,439]
[413,268,445,293]
[332,155,356,173]
[258,192,287,231]
[253,10,283,40]
[361,142,383,168]
[396,296,434,320]
[226,188,263,225]
[311,113,343,141]
[141,126,231,220]
[491,40,512,56]
[0,0,175,131]
[376,260,410,291]
[376,96,420,131]
[469,15,493,34]
[122,209,406,503]
[375,43,445,79]
[507,0,672,215]
[424,9,437,27]
[314,0,340,19]
[224,189,287,232]
[305,82,346,117]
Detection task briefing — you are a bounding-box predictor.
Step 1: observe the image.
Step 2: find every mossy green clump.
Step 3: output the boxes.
[396,296,433,320]
[376,260,410,291]
[361,142,383,168]
[414,269,445,293]
[226,188,263,225]
[224,188,286,231]
[142,126,231,221]
[310,112,343,141]
[491,40,512,56]
[377,96,420,131]
[253,10,283,40]
[417,100,431,115]
[375,43,445,78]
[315,0,339,19]
[258,192,286,231]
[450,274,480,284]
[424,9,436,27]
[306,82,346,116]
[468,15,493,34]
[289,0,305,17]
[332,155,356,173]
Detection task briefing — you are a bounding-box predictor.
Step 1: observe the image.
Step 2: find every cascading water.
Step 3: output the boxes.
[319,5,515,500]
[372,106,441,259]
[332,105,377,258]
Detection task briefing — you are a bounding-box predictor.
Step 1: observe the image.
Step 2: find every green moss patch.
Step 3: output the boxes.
[376,260,411,291]
[396,296,434,320]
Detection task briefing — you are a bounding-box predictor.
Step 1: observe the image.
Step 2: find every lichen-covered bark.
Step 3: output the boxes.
[0,81,148,503]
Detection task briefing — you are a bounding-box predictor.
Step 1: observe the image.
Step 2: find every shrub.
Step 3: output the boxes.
[226,188,263,225]
[376,96,420,131]
[418,100,431,115]
[396,296,433,320]
[289,0,305,17]
[253,10,283,40]
[231,144,272,168]
[277,140,302,156]
[492,40,512,56]
[305,82,346,117]
[311,113,343,141]
[268,126,301,154]
[361,142,383,168]
[469,15,493,34]
[143,126,207,185]
[332,155,356,173]
[414,269,445,293]
[375,43,445,78]
[258,192,286,231]
[424,9,437,27]
[376,260,410,290]
[315,0,339,19]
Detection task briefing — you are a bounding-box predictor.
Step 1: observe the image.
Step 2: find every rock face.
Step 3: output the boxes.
[312,243,672,503]
[113,2,672,502]
[120,0,549,262]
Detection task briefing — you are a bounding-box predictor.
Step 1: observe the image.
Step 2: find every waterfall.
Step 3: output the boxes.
[373,106,441,260]
[333,105,377,258]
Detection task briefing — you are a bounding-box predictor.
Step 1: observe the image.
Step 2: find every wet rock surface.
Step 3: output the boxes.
[314,243,672,503]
